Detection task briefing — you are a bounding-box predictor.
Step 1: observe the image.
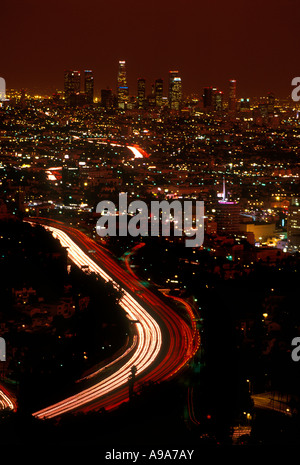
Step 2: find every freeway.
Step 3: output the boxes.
[0,385,16,412]
[28,218,199,419]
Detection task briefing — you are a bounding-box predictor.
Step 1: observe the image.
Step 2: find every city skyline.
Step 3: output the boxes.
[4,65,297,108]
[1,0,299,98]
[2,63,298,101]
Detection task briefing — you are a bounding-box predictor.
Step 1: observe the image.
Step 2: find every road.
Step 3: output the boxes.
[27,218,199,419]
[252,392,292,416]
[0,385,16,412]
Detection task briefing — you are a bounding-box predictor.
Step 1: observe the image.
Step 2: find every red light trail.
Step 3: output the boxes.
[27,219,199,419]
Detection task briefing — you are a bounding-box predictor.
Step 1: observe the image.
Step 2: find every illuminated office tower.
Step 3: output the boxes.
[168,70,178,100]
[169,70,182,110]
[216,201,240,234]
[137,78,146,109]
[287,198,300,252]
[215,177,240,234]
[84,70,94,104]
[229,79,237,111]
[213,89,223,111]
[117,60,129,109]
[203,87,223,111]
[155,79,163,107]
[64,70,81,105]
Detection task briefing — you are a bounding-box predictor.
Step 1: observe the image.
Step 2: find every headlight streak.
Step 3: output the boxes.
[0,388,15,411]
[27,220,200,420]
[33,225,162,419]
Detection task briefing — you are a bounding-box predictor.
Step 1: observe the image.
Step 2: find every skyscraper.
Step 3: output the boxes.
[287,198,300,252]
[155,79,163,107]
[213,89,223,111]
[229,79,237,111]
[267,92,275,114]
[84,70,94,104]
[169,71,182,110]
[203,87,213,109]
[64,70,81,105]
[117,60,129,109]
[137,78,146,109]
[216,201,240,234]
[203,87,223,111]
[101,88,114,109]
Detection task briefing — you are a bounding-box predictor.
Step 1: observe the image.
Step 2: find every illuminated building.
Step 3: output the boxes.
[169,70,182,110]
[287,198,300,252]
[213,89,223,111]
[155,79,163,107]
[84,70,94,104]
[64,70,81,105]
[229,79,237,111]
[137,78,146,109]
[203,87,223,111]
[258,103,268,118]
[239,222,276,242]
[239,97,250,111]
[216,177,240,233]
[202,87,214,109]
[117,60,129,109]
[216,201,241,234]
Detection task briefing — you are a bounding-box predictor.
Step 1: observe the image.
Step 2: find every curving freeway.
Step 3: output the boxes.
[0,385,16,412]
[27,219,199,419]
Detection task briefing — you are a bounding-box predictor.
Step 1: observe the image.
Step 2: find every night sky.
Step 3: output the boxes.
[1,0,299,98]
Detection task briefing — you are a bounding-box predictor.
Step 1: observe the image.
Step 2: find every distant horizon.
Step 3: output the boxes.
[4,72,295,101]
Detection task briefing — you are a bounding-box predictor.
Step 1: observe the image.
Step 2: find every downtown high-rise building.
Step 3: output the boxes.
[216,201,240,234]
[137,78,146,109]
[229,79,237,111]
[203,87,223,111]
[287,198,300,252]
[267,92,275,114]
[117,60,129,109]
[64,70,81,105]
[101,88,114,109]
[169,70,182,110]
[213,89,223,111]
[84,70,94,104]
[155,79,163,107]
[203,87,213,109]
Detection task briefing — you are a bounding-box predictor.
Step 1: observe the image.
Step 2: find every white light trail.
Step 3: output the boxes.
[33,225,162,419]
[127,146,144,158]
[0,389,15,411]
